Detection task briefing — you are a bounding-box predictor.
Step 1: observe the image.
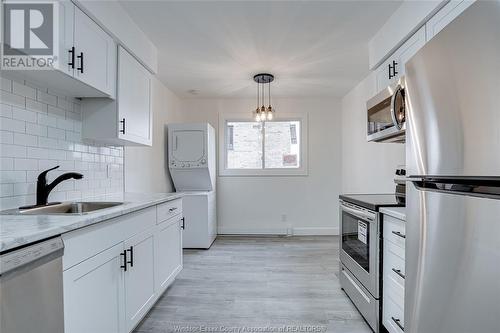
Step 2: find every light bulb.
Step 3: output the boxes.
[267,112,273,121]
[255,113,260,122]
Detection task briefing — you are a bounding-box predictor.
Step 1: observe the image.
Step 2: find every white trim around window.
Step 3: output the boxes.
[218,112,308,176]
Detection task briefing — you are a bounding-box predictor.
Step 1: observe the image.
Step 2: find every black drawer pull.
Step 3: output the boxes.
[392,268,405,279]
[77,52,84,73]
[181,217,185,230]
[68,47,75,68]
[391,317,404,331]
[120,250,127,271]
[127,246,134,267]
[119,118,125,134]
[169,207,177,212]
[392,230,406,239]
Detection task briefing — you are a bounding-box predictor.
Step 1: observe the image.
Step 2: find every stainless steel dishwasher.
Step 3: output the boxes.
[0,236,65,333]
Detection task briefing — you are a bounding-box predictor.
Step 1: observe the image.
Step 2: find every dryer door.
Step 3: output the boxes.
[172,130,206,163]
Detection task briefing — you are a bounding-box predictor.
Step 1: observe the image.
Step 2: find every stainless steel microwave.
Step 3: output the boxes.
[366,78,405,143]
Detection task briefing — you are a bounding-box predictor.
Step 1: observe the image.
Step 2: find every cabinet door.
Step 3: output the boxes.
[124,228,156,331]
[73,7,116,96]
[117,46,152,146]
[63,243,125,333]
[53,0,75,75]
[426,1,475,41]
[155,218,183,293]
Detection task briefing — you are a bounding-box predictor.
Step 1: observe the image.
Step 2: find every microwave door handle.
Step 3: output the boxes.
[390,86,403,130]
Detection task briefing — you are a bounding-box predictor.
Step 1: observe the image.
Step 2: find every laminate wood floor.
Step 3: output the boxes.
[134,236,371,333]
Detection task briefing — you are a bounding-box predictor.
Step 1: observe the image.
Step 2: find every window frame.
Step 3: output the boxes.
[218,112,308,177]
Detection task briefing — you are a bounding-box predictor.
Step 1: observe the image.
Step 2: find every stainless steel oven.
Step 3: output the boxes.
[366,78,405,143]
[339,200,380,332]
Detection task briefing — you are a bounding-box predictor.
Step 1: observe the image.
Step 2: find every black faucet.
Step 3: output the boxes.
[36,166,83,206]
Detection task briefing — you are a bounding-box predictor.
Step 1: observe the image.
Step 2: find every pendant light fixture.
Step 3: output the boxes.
[253,73,274,122]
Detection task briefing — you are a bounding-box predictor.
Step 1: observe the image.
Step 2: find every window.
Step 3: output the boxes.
[219,113,308,176]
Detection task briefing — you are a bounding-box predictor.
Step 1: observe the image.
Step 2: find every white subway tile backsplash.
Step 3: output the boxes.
[0,184,14,197]
[26,122,48,136]
[12,107,37,123]
[0,170,26,183]
[0,131,14,144]
[14,158,38,170]
[0,117,26,133]
[0,90,25,108]
[48,127,66,139]
[1,157,14,170]
[0,78,123,210]
[13,133,38,147]
[1,77,12,92]
[0,144,27,158]
[26,98,48,113]
[0,104,13,117]
[27,147,48,159]
[12,81,36,99]
[37,90,57,106]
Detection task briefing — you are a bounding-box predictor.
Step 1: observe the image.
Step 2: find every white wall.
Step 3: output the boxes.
[0,77,123,210]
[124,77,181,193]
[341,73,405,194]
[178,98,341,235]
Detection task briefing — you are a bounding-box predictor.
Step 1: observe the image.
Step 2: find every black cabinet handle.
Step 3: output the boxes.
[68,47,75,68]
[119,118,125,134]
[181,217,185,230]
[392,268,406,279]
[169,207,178,212]
[120,250,127,271]
[392,230,406,239]
[77,52,84,73]
[388,60,398,79]
[391,317,404,331]
[126,246,134,267]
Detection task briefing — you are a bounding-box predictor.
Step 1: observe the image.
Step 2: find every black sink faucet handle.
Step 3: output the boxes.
[38,165,60,183]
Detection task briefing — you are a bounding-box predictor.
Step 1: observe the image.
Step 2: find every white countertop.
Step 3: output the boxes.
[0,192,183,253]
[380,206,406,221]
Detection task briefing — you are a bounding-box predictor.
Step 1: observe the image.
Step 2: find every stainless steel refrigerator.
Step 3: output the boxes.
[404,1,500,332]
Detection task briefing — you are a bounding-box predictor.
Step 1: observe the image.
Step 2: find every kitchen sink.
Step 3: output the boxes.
[10,202,124,215]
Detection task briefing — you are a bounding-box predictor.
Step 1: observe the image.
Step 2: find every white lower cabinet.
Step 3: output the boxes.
[155,218,183,293]
[63,199,183,333]
[382,214,406,333]
[63,243,125,333]
[124,228,156,332]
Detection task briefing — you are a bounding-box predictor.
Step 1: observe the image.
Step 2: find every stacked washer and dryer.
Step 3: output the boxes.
[168,123,217,249]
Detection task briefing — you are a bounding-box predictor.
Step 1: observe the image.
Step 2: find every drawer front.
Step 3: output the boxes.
[157,199,182,224]
[383,240,405,308]
[383,294,405,333]
[383,215,406,248]
[63,206,156,270]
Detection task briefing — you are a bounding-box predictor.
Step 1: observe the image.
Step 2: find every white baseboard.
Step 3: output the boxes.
[218,227,339,236]
[218,227,288,235]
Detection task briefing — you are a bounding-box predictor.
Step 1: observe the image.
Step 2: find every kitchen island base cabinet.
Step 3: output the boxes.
[62,198,183,333]
[63,243,125,333]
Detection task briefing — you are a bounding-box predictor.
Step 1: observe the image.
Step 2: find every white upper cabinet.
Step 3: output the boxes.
[73,6,116,97]
[426,0,476,41]
[2,0,116,98]
[81,46,152,146]
[117,46,152,145]
[375,26,426,93]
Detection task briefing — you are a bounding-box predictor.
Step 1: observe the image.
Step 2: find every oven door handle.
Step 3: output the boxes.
[341,204,376,222]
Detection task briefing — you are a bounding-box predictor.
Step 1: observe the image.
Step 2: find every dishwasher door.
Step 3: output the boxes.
[0,237,65,333]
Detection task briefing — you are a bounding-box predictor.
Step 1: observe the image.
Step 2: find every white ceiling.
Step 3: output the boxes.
[119,1,401,98]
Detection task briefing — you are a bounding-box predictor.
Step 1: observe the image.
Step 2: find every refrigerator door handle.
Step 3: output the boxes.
[410,177,500,199]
